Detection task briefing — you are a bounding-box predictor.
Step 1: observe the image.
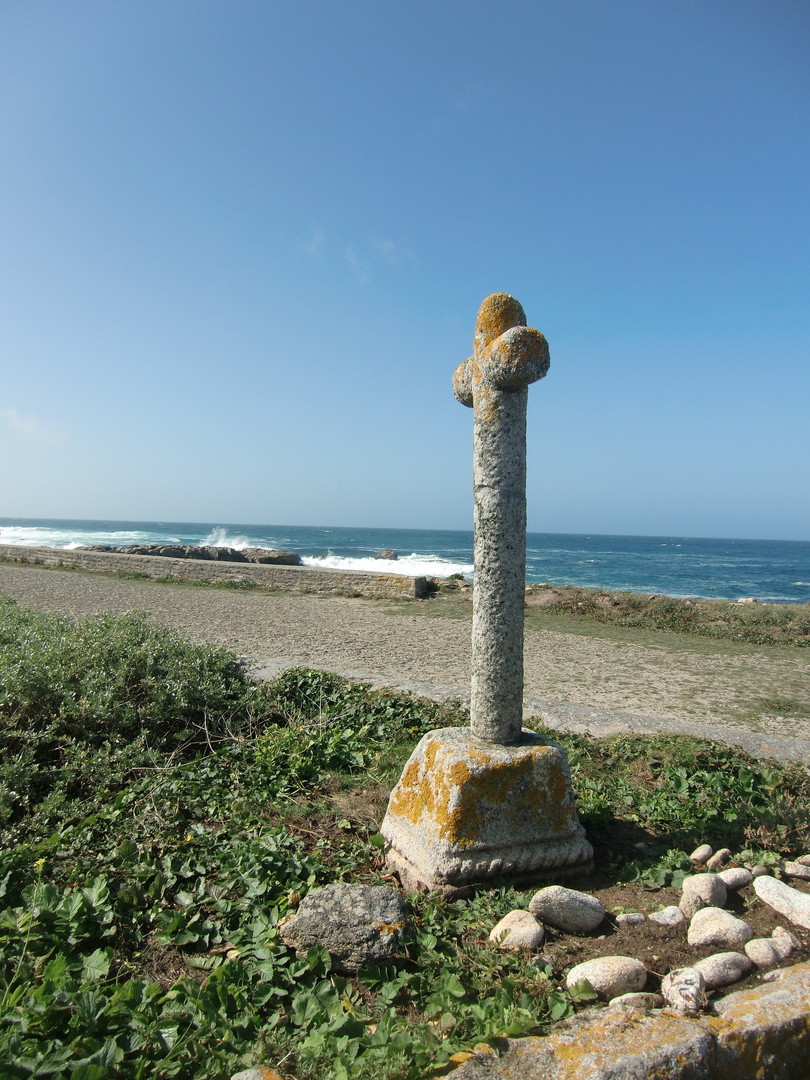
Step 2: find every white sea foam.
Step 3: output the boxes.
[302,553,473,579]
[0,524,168,549]
[202,528,253,550]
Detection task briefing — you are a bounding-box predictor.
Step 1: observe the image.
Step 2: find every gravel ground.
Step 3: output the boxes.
[2,562,810,763]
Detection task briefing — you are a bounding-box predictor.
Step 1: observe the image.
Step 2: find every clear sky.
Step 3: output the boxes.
[1,0,808,540]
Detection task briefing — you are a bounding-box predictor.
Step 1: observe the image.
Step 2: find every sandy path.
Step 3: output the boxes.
[2,563,809,761]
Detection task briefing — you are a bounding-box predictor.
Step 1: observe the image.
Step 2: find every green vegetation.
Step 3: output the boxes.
[1,596,809,1079]
[523,584,810,647]
[429,579,810,648]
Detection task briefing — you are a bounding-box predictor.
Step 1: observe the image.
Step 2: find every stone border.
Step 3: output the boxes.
[0,545,429,600]
[451,958,810,1078]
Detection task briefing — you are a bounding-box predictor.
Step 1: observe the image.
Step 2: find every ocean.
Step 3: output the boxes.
[1,517,809,604]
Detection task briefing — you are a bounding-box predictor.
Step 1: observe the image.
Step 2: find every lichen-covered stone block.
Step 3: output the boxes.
[380,727,593,889]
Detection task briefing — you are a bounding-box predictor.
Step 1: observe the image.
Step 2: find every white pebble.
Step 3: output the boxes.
[687,907,754,949]
[680,873,727,919]
[745,938,781,968]
[489,910,544,951]
[529,886,605,934]
[648,905,686,927]
[565,955,647,1000]
[783,861,810,881]
[690,844,713,863]
[706,848,732,871]
[615,912,646,927]
[607,991,663,1011]
[754,875,810,930]
[717,867,753,891]
[693,951,752,988]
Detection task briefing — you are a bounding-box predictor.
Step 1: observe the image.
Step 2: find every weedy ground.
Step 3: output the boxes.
[1,597,810,1080]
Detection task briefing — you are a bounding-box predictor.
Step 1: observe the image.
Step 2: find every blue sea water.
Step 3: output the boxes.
[1,517,809,604]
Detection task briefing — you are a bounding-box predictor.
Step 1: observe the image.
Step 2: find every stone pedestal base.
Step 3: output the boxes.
[380,727,594,891]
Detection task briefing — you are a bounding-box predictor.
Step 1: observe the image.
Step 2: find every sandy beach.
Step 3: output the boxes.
[2,561,809,762]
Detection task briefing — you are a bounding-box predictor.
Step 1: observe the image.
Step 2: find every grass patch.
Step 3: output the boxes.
[524,584,810,648]
[422,581,810,649]
[2,596,809,1078]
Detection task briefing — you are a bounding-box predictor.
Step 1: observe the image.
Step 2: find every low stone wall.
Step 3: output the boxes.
[0,545,429,600]
[452,959,810,1079]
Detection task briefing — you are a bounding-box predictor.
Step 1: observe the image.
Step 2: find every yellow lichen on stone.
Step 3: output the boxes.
[474,292,527,349]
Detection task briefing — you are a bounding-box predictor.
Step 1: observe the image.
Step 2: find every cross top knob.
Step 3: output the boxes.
[453,292,549,408]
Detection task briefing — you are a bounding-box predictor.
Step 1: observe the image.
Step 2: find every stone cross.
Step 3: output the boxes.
[453,293,549,744]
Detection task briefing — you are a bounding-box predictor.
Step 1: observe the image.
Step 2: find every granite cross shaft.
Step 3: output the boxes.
[453,292,550,744]
[379,294,592,891]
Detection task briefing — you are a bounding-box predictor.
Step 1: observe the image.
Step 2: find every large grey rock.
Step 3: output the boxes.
[693,951,752,989]
[489,910,544,951]
[278,883,407,972]
[680,873,727,919]
[648,904,686,927]
[242,547,302,565]
[754,873,810,929]
[529,885,605,934]
[661,967,706,1016]
[718,866,753,891]
[374,550,398,560]
[796,853,810,866]
[687,907,754,949]
[711,959,810,1075]
[565,956,647,1000]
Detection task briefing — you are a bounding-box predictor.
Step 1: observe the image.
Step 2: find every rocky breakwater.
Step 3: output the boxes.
[85,544,303,564]
[0,544,430,599]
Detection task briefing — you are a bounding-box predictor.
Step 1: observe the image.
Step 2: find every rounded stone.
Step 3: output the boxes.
[754,874,810,930]
[661,968,705,1016]
[751,864,770,878]
[529,885,606,934]
[615,912,646,927]
[690,844,714,864]
[796,854,810,866]
[693,951,752,989]
[648,905,686,928]
[772,926,801,958]
[489,910,544,951]
[607,992,663,1012]
[687,907,754,949]
[706,848,732,871]
[566,956,647,1000]
[680,873,727,919]
[783,860,810,881]
[745,938,782,968]
[717,867,753,891]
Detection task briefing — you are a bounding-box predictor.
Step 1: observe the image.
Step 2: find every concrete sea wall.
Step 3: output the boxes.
[0,545,430,600]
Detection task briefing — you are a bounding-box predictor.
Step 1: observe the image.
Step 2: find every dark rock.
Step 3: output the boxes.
[374,550,398,560]
[279,883,407,972]
[241,548,302,565]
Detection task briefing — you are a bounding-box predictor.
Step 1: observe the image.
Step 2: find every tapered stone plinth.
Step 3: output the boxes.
[381,728,593,891]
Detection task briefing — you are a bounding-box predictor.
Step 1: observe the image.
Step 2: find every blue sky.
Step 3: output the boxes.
[1,0,808,539]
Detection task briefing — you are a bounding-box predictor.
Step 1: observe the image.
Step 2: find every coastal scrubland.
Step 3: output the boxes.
[1,597,810,1078]
[1,562,809,742]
